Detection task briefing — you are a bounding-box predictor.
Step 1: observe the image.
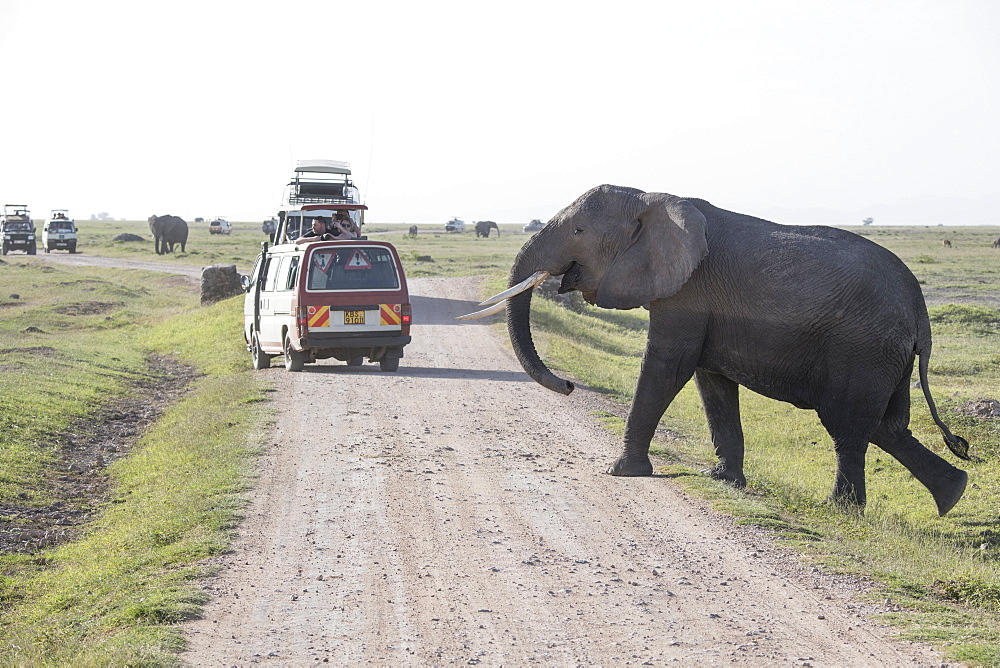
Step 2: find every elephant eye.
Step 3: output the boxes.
[573,227,583,235]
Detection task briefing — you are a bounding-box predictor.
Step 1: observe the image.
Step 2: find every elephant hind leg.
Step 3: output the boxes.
[870,383,968,516]
[695,369,746,487]
[818,405,881,508]
[828,438,869,508]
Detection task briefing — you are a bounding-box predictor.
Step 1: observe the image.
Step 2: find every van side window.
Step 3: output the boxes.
[250,254,265,284]
[264,256,285,292]
[283,257,299,291]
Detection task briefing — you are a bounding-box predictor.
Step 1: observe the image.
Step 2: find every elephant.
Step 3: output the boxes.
[993,237,999,248]
[464,185,971,515]
[475,220,500,238]
[148,214,189,255]
[409,225,418,237]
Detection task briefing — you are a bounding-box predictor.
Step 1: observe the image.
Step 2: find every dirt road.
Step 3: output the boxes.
[175,276,944,666]
[23,251,206,281]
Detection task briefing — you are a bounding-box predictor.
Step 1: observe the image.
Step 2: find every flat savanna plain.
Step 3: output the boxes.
[0,218,998,664]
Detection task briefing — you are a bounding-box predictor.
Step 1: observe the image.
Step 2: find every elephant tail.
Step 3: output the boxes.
[916,311,971,461]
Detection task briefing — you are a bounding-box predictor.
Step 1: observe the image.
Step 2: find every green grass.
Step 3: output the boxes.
[70,218,537,277]
[0,256,269,664]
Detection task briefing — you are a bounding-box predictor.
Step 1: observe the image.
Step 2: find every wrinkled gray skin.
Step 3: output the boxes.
[475,220,500,238]
[148,214,189,255]
[506,185,970,515]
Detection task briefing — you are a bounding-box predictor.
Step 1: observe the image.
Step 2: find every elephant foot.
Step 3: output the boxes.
[705,464,746,488]
[825,494,867,517]
[827,487,866,510]
[930,468,967,517]
[606,455,653,477]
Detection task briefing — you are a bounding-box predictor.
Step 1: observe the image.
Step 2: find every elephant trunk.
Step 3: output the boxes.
[506,249,574,395]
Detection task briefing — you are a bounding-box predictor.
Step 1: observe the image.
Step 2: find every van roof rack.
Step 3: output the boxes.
[288,160,358,205]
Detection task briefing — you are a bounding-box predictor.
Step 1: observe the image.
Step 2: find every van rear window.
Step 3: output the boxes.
[306,246,400,291]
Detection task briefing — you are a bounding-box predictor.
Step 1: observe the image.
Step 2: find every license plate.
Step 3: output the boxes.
[344,310,365,325]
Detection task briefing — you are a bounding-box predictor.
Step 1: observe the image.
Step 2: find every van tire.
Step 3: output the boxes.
[284,335,305,372]
[379,351,400,372]
[347,356,365,367]
[251,331,271,369]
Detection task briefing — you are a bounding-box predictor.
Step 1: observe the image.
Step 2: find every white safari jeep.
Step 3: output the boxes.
[42,210,78,253]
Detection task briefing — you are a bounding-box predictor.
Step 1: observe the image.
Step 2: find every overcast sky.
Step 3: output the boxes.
[2,0,998,226]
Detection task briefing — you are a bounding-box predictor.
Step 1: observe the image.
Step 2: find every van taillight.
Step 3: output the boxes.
[296,305,309,338]
[401,303,411,335]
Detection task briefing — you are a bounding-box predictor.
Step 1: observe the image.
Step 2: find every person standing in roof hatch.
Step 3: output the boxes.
[295,216,333,243]
[331,211,360,239]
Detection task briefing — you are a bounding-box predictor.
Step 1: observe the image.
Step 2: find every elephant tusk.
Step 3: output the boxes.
[478,270,550,307]
[456,300,509,320]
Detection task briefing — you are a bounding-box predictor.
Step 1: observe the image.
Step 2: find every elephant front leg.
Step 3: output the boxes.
[607,340,699,477]
[695,369,746,488]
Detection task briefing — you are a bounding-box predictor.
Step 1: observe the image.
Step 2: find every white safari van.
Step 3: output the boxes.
[243,237,411,372]
[42,210,77,253]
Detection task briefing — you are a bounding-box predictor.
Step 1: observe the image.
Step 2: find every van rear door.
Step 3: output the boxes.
[300,242,408,339]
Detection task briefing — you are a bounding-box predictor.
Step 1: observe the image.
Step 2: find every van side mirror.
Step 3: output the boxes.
[240,274,251,292]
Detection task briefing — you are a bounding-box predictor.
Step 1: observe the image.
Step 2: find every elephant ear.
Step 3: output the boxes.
[596,194,708,309]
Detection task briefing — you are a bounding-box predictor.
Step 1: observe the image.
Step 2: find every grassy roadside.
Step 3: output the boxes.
[0,257,269,664]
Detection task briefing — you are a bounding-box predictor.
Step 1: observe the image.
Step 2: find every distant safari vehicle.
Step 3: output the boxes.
[209,218,232,234]
[1,204,36,255]
[523,219,544,233]
[445,218,465,233]
[42,209,77,253]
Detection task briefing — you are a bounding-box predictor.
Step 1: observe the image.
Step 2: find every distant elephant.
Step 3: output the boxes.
[148,214,189,255]
[465,185,970,515]
[993,237,999,248]
[409,225,418,237]
[475,220,500,238]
